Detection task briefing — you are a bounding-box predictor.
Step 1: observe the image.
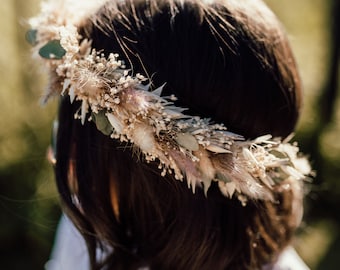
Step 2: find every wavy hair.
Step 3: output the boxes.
[53,0,303,269]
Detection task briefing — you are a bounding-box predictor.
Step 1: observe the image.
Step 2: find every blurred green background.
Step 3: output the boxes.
[0,0,339,269]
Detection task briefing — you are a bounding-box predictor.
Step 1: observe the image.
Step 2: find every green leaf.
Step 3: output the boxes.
[38,40,66,59]
[25,29,37,46]
[216,172,232,183]
[175,133,199,151]
[92,111,113,136]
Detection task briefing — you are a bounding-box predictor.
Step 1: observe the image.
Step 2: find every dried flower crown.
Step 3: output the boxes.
[29,0,311,204]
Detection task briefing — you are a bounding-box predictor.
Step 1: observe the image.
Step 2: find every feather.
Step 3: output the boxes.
[212,154,273,201]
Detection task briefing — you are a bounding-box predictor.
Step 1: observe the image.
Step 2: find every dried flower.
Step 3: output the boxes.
[28,0,312,203]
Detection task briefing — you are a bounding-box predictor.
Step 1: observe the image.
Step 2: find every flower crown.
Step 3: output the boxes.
[28,0,311,204]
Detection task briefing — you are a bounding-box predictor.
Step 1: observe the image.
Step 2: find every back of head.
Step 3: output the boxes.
[41,0,304,269]
[85,0,301,138]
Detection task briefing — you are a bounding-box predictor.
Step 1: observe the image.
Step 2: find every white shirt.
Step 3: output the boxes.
[45,215,310,270]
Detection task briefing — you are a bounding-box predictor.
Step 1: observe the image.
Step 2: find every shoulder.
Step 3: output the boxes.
[45,215,90,270]
[264,246,310,270]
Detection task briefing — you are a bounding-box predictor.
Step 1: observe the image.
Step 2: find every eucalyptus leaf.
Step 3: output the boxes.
[216,172,231,183]
[175,133,199,151]
[92,111,113,136]
[26,29,37,46]
[39,40,66,59]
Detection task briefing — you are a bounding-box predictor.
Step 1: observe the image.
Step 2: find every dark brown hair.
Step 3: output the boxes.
[54,0,303,269]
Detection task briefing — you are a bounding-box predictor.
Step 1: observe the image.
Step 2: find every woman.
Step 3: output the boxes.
[29,0,311,269]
